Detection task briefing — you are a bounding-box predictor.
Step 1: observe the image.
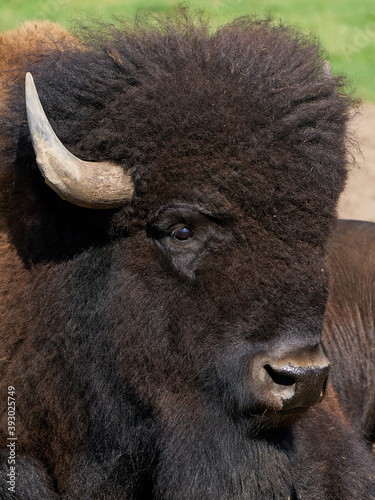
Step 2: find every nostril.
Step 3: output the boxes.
[264,364,296,387]
[321,374,329,396]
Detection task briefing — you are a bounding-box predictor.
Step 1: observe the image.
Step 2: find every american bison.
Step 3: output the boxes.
[0,10,374,499]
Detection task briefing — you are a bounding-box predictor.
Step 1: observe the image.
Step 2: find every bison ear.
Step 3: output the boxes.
[322,60,332,78]
[25,72,134,209]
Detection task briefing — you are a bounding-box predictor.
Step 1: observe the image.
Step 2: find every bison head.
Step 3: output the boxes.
[16,16,350,434]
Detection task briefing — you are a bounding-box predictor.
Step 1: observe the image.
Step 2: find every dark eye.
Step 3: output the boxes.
[171,226,194,241]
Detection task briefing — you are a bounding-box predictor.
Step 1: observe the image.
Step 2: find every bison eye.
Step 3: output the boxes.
[171,226,194,242]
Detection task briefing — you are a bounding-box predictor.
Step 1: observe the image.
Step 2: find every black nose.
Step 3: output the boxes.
[263,361,330,411]
[251,344,330,413]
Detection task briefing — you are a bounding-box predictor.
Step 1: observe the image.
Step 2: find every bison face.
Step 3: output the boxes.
[25,70,334,432]
[106,191,331,431]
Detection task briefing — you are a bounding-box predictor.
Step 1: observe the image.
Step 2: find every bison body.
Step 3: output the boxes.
[324,220,375,446]
[0,12,374,499]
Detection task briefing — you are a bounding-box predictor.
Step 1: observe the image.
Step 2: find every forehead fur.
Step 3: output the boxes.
[1,9,353,253]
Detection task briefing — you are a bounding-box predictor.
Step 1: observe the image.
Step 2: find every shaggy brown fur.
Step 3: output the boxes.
[0,10,374,499]
[0,21,77,74]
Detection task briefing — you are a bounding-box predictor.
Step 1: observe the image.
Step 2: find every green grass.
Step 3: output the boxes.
[1,0,374,101]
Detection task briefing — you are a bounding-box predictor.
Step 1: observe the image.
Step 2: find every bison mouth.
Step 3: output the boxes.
[238,404,313,431]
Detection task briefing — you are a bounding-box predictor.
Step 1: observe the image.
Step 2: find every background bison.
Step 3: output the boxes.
[0,10,374,499]
[324,220,375,447]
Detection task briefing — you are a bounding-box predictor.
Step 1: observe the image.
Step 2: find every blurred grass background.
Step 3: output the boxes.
[0,0,374,101]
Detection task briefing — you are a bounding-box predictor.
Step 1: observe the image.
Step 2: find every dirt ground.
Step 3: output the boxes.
[338,102,375,222]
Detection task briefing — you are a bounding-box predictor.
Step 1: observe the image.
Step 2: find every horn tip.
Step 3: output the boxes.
[25,72,34,84]
[25,72,37,101]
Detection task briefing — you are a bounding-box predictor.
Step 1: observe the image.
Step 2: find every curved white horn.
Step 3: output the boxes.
[25,72,134,209]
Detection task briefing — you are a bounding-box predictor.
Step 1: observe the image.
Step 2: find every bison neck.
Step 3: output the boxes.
[152,405,296,499]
